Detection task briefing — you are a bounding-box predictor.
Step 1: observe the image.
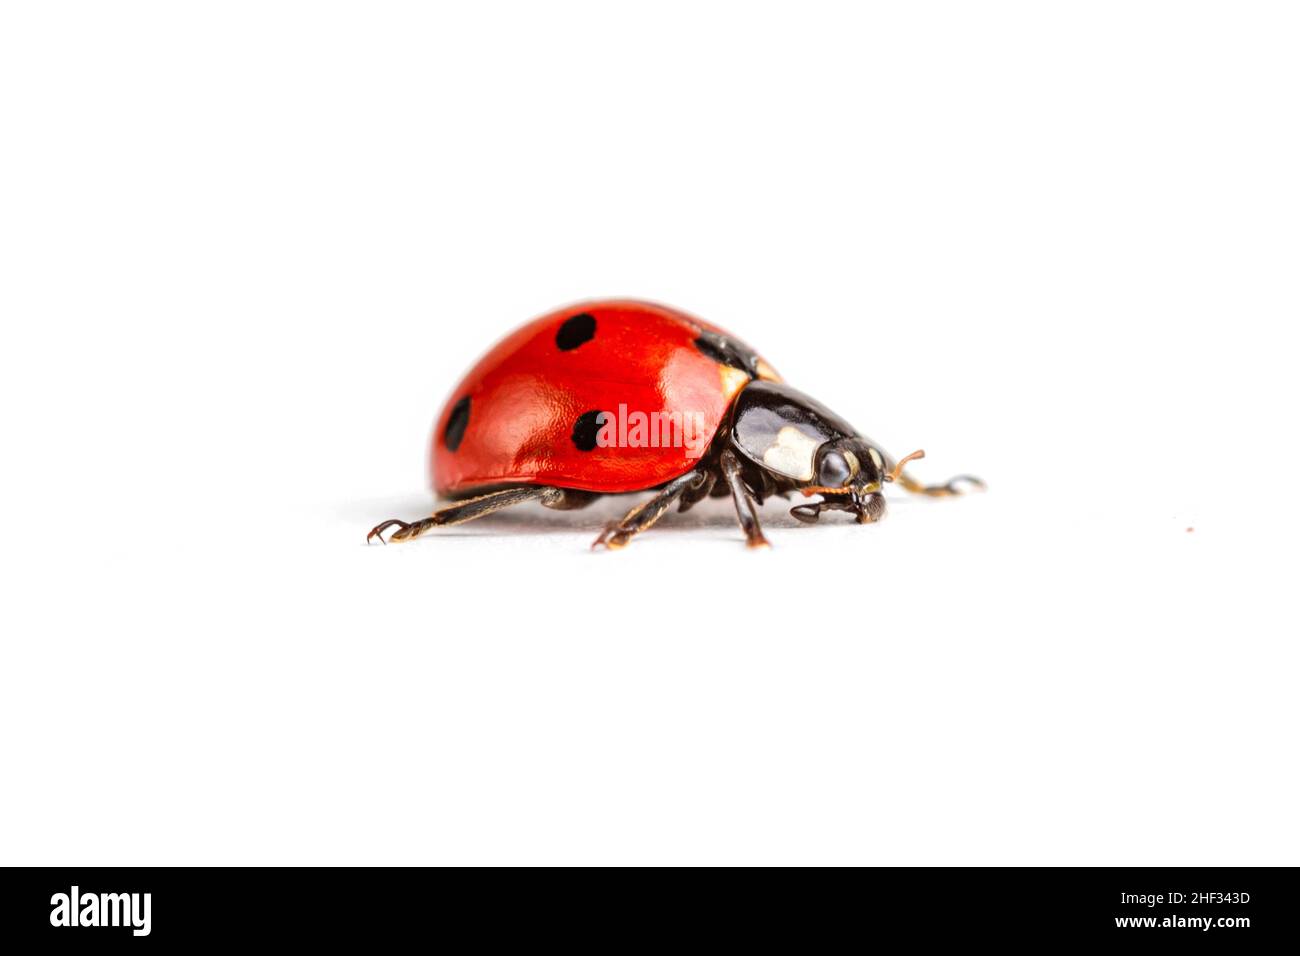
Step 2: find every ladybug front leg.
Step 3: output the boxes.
[367,486,563,543]
[720,450,770,549]
[789,496,857,524]
[591,470,706,550]
[789,501,826,524]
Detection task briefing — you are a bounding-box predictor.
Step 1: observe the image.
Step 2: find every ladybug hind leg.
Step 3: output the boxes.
[592,469,707,550]
[367,486,565,543]
[676,471,716,513]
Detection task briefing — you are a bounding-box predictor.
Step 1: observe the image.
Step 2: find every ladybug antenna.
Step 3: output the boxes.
[884,449,925,483]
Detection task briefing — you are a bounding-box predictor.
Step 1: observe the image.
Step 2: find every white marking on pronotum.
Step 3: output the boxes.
[762,426,821,480]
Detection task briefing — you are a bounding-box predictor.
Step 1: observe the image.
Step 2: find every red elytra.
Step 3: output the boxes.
[431,300,778,496]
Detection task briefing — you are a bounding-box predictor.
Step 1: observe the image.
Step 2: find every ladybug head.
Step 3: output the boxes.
[730,380,921,523]
[803,442,927,519]
[810,437,888,496]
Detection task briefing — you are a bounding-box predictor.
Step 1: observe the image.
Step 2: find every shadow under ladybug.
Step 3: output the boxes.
[368,301,983,550]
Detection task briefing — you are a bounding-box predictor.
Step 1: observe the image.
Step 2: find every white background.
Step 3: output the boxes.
[2,2,1297,865]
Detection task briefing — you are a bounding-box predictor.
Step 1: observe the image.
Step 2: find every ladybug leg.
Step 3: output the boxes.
[720,450,770,549]
[367,518,414,541]
[592,470,705,550]
[540,489,601,511]
[676,471,716,513]
[367,487,562,543]
[790,496,858,524]
[789,502,824,523]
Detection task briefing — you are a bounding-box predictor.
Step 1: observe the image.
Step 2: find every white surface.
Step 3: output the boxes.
[2,2,1297,865]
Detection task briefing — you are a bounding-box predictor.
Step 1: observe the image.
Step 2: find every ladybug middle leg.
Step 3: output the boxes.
[367,486,568,543]
[720,449,770,549]
[591,469,707,550]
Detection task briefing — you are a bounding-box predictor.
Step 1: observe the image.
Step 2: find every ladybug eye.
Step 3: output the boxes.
[816,450,853,487]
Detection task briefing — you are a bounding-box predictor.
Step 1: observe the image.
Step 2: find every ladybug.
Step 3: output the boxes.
[368,300,982,549]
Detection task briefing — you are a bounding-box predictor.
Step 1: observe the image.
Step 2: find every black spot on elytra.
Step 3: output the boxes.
[694,331,756,375]
[556,312,597,351]
[443,395,471,451]
[571,409,604,452]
